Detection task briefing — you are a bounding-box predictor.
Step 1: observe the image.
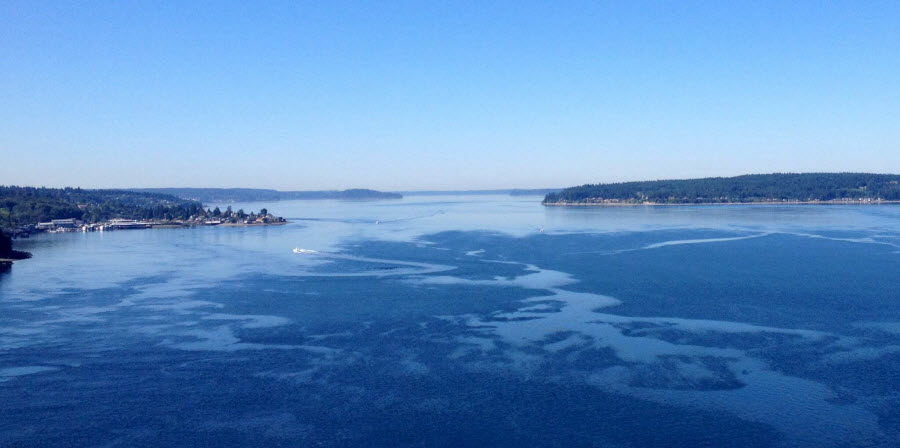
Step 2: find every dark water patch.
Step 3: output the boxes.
[619,326,819,351]
[2,341,782,447]
[360,230,900,331]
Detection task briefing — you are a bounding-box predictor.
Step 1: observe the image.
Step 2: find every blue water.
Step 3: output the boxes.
[2,196,899,447]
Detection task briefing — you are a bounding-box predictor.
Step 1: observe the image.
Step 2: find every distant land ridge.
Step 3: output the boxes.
[130,188,402,202]
[400,188,561,196]
[544,173,900,205]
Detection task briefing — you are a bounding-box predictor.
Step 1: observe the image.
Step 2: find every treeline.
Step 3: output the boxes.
[544,173,900,204]
[130,188,402,202]
[0,186,206,229]
[206,205,281,224]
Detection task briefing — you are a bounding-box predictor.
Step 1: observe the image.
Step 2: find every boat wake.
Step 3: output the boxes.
[291,247,454,277]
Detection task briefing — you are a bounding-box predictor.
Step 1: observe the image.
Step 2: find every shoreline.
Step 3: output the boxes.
[219,221,289,227]
[10,220,290,236]
[543,200,900,207]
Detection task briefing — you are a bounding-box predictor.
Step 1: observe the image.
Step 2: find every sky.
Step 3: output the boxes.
[2,1,899,191]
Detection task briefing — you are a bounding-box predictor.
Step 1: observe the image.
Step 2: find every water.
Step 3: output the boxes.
[2,195,899,447]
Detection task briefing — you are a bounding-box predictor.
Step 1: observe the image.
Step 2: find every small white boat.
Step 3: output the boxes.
[293,247,318,254]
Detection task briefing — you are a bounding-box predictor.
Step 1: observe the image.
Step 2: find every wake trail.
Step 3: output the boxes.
[292,250,455,277]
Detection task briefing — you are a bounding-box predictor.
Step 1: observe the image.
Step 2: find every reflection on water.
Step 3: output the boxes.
[1,196,899,447]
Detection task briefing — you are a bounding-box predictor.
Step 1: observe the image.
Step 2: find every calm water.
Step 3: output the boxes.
[2,195,899,447]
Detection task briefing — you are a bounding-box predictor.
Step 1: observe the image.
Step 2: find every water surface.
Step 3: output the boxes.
[2,196,899,447]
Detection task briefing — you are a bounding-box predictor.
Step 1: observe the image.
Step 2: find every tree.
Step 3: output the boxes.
[260,208,268,216]
[213,206,221,217]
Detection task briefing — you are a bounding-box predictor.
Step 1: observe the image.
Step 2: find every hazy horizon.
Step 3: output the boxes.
[3,2,899,190]
[9,170,900,193]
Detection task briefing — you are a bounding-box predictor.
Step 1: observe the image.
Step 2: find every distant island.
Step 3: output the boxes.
[0,186,285,239]
[130,188,402,203]
[544,173,900,206]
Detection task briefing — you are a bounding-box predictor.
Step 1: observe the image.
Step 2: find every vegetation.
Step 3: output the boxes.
[130,188,402,202]
[0,186,205,229]
[213,205,282,225]
[544,173,900,204]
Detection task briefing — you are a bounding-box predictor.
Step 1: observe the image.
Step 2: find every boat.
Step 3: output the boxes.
[293,247,318,254]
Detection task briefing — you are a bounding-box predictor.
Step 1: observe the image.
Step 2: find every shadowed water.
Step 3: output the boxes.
[2,196,899,447]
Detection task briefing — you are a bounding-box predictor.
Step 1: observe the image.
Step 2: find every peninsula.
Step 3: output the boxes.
[543,173,900,206]
[0,186,285,238]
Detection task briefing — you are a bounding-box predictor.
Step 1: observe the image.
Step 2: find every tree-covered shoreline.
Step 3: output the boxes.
[0,186,289,234]
[544,173,900,205]
[0,186,207,231]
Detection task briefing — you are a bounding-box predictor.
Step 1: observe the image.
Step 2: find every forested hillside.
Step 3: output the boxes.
[0,186,205,229]
[544,173,900,204]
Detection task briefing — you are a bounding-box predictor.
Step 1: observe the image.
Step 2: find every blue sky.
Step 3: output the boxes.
[2,1,898,190]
